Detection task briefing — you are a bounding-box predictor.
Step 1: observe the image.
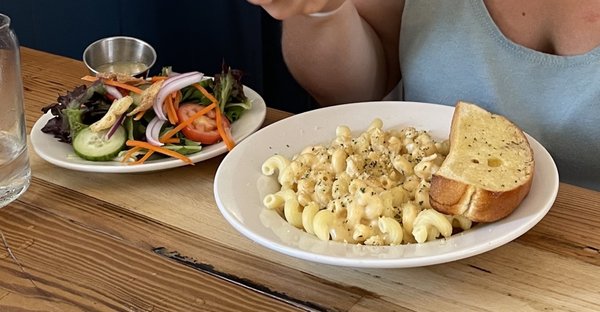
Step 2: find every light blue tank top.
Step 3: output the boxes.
[399,0,600,191]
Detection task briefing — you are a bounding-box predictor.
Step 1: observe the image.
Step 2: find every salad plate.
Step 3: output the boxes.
[30,85,266,173]
[213,101,559,268]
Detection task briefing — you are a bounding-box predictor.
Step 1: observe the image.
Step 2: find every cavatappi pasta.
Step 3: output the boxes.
[261,119,472,245]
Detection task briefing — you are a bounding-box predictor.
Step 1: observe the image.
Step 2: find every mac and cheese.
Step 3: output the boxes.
[261,119,471,245]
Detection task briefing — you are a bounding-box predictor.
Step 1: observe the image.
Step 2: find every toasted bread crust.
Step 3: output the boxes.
[429,173,533,222]
[429,101,534,223]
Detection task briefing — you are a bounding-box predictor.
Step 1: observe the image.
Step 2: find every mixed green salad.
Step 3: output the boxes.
[41,65,252,165]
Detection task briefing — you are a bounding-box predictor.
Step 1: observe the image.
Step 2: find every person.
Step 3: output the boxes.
[248,0,600,191]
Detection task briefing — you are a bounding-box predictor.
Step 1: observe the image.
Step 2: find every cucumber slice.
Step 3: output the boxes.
[73,126,127,161]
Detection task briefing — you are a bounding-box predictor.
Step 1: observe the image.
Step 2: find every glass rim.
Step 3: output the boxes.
[0,13,11,30]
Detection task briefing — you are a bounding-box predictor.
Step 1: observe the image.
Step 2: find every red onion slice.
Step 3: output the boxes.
[104,113,126,140]
[146,116,165,146]
[153,71,204,121]
[105,85,123,100]
[161,71,201,89]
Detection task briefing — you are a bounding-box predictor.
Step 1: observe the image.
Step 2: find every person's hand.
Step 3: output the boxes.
[247,0,346,20]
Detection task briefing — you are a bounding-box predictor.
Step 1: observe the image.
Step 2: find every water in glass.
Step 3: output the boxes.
[0,14,31,208]
[0,131,30,206]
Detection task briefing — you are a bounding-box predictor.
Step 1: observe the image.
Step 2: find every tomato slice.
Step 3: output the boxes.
[176,103,231,145]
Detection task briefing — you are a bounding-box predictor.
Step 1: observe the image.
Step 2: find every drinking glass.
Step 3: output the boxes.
[0,13,30,208]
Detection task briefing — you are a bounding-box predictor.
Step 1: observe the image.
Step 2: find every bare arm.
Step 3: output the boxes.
[249,0,405,106]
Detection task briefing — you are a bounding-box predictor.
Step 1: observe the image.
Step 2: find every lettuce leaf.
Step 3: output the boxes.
[213,64,252,122]
[41,81,112,143]
[178,63,252,123]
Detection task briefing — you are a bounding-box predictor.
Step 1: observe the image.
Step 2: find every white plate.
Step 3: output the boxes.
[214,101,559,268]
[30,85,267,173]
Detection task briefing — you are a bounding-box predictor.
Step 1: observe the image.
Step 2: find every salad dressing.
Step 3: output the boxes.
[96,61,148,75]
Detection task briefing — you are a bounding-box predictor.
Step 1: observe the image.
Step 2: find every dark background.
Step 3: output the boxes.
[0,0,317,113]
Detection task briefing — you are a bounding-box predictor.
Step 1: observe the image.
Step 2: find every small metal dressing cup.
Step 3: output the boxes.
[83,36,156,78]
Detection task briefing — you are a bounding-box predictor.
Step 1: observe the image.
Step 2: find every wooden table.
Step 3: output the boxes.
[0,47,598,312]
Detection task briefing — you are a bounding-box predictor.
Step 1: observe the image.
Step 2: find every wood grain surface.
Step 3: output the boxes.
[0,47,598,312]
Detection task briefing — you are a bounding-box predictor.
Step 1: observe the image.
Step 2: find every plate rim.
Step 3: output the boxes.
[213,101,559,268]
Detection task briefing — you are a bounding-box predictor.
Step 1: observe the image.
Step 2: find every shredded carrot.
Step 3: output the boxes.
[122,137,184,164]
[193,83,218,104]
[192,83,235,150]
[160,137,180,144]
[173,91,182,110]
[214,105,235,151]
[81,75,143,94]
[160,103,217,141]
[126,140,193,165]
[103,79,143,94]
[133,110,146,121]
[150,76,168,82]
[131,151,155,165]
[121,146,143,163]
[165,95,178,125]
